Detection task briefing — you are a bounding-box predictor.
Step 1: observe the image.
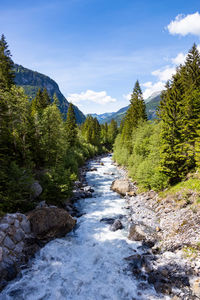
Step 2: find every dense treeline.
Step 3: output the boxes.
[114,44,200,191]
[0,35,118,215]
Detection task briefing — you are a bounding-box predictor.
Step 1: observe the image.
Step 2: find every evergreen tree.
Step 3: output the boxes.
[107,119,118,147]
[0,34,15,90]
[159,72,186,183]
[182,43,200,89]
[121,80,147,150]
[65,103,77,147]
[159,45,200,183]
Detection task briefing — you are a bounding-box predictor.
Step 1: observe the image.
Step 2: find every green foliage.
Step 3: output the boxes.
[0,35,109,215]
[81,115,101,147]
[0,34,14,90]
[39,166,74,206]
[121,81,147,151]
[65,103,77,147]
[128,122,168,191]
[159,44,200,184]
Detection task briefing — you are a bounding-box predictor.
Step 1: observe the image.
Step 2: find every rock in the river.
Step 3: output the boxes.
[111,179,132,196]
[28,207,76,241]
[128,224,156,246]
[110,219,123,231]
[100,217,115,224]
[30,181,43,199]
[83,186,94,193]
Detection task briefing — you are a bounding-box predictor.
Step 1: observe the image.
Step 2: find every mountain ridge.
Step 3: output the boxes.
[90,93,161,125]
[14,64,86,124]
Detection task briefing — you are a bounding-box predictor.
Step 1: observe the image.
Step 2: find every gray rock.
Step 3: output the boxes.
[110,219,123,231]
[3,236,15,250]
[14,219,20,228]
[83,186,94,193]
[20,220,31,234]
[128,224,147,241]
[0,223,9,232]
[12,229,25,243]
[0,231,6,243]
[100,217,115,224]
[3,215,15,225]
[30,181,43,199]
[14,241,24,254]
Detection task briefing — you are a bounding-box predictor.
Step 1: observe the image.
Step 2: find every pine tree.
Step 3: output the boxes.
[0,34,15,90]
[65,103,77,147]
[182,43,200,89]
[108,119,118,147]
[121,80,147,150]
[159,72,186,183]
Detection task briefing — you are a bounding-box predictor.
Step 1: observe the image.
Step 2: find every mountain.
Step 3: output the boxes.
[96,93,161,125]
[14,64,85,124]
[89,112,114,123]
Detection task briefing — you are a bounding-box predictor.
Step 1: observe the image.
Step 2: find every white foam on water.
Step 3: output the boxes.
[0,156,168,300]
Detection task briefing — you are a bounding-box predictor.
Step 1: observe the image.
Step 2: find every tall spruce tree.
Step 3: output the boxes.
[0,34,14,90]
[159,44,200,183]
[159,71,186,183]
[65,103,77,147]
[121,80,147,151]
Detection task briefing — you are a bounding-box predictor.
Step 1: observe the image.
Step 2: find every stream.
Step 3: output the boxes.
[0,155,168,300]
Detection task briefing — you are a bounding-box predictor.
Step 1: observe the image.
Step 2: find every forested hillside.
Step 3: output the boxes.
[0,35,118,215]
[113,44,200,194]
[97,93,161,125]
[14,64,85,124]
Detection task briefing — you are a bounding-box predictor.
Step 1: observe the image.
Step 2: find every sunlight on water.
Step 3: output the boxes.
[0,156,168,300]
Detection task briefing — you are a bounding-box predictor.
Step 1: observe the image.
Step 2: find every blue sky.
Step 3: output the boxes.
[1,0,200,114]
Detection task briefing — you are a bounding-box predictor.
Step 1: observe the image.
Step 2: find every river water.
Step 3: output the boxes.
[0,156,167,300]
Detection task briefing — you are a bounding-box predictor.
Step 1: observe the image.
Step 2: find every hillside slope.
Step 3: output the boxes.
[100,93,161,125]
[14,64,85,123]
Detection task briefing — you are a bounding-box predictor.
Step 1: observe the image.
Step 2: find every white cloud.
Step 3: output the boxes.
[67,89,117,105]
[152,66,176,81]
[167,12,200,36]
[123,93,131,101]
[142,67,176,99]
[171,52,186,65]
[142,81,165,99]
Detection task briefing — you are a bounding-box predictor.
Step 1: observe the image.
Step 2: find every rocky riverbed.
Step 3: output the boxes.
[111,162,200,299]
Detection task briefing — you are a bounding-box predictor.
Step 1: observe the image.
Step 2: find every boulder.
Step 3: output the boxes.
[110,219,123,231]
[128,224,157,246]
[28,207,76,241]
[83,186,94,193]
[100,217,115,224]
[30,181,42,199]
[111,179,132,196]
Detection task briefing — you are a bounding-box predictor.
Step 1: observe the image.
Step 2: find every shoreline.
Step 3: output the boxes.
[111,160,200,299]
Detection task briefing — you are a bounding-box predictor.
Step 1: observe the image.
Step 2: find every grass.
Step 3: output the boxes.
[159,177,200,198]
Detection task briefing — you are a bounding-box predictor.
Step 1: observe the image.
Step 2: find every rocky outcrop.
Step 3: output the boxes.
[111,179,136,196]
[28,207,76,241]
[0,213,35,290]
[0,208,76,290]
[124,188,200,298]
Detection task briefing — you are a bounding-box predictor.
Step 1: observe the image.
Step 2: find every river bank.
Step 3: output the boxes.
[0,155,106,291]
[111,162,200,299]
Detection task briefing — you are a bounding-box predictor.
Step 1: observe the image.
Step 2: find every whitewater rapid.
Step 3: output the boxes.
[0,156,167,300]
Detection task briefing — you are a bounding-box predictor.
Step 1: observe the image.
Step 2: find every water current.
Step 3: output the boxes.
[0,156,168,300]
